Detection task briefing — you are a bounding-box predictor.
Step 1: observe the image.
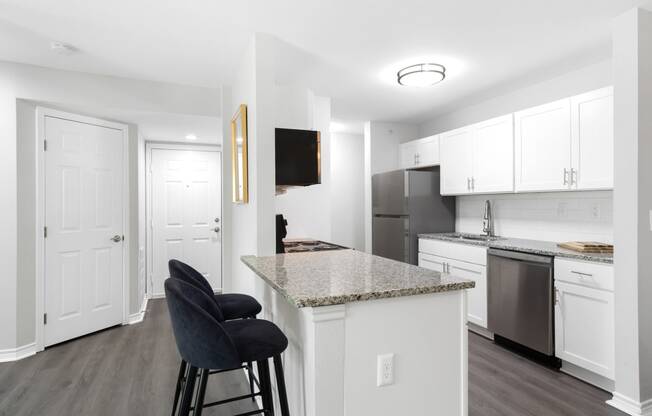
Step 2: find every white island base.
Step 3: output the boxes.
[255,282,469,416]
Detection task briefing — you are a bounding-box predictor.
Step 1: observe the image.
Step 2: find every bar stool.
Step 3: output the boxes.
[165,278,290,416]
[168,259,262,414]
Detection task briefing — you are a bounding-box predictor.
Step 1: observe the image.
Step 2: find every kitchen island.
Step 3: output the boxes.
[241,249,474,416]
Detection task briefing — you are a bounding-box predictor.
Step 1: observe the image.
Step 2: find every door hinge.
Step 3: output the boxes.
[44,140,48,151]
[44,226,48,238]
[43,313,47,325]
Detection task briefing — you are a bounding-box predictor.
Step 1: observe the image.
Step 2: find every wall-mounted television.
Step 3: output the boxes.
[275,128,321,187]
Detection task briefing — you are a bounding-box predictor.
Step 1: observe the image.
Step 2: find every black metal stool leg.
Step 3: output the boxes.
[179,366,198,416]
[257,359,274,415]
[171,360,188,416]
[194,369,209,416]
[273,355,290,416]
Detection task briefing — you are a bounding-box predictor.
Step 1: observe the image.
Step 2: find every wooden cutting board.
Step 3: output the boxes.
[557,241,613,253]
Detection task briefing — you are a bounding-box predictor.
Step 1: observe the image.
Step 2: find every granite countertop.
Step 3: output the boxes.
[418,233,613,264]
[241,249,475,308]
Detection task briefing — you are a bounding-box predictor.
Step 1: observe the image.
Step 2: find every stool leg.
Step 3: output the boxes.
[248,361,255,400]
[273,354,290,416]
[171,360,187,416]
[257,359,274,415]
[179,366,198,416]
[193,369,209,416]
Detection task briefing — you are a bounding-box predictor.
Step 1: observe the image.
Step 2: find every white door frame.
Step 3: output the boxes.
[35,107,130,352]
[145,142,222,299]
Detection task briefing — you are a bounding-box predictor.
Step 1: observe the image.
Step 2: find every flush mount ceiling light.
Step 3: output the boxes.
[397,63,446,87]
[185,134,197,141]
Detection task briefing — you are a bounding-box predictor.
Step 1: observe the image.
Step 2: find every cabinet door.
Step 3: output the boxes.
[571,87,614,190]
[415,135,440,167]
[514,99,572,192]
[399,142,417,169]
[440,127,474,195]
[448,259,487,328]
[472,114,514,193]
[555,281,614,379]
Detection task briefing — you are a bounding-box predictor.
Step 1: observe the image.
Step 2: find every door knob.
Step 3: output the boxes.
[213,227,220,233]
[111,235,123,242]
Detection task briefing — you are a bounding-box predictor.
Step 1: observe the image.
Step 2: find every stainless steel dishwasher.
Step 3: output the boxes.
[487,248,555,359]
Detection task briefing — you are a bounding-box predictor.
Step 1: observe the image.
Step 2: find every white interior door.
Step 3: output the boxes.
[44,116,124,347]
[150,148,222,297]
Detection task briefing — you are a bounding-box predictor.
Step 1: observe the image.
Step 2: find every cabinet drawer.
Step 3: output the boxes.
[418,239,487,266]
[554,258,613,291]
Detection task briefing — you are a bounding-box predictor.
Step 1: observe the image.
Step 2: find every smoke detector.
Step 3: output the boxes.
[50,42,77,55]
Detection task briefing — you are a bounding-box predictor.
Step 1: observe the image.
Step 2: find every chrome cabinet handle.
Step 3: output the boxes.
[214,217,220,223]
[111,235,122,243]
[471,177,475,191]
[571,270,593,278]
[554,288,560,305]
[467,178,471,191]
[213,226,220,233]
[563,168,569,185]
[570,168,577,186]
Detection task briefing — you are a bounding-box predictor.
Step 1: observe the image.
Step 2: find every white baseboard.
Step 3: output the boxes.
[0,342,37,363]
[607,392,652,416]
[560,361,614,392]
[127,296,149,325]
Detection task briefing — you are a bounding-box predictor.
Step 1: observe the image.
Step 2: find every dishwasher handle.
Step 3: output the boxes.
[487,248,553,265]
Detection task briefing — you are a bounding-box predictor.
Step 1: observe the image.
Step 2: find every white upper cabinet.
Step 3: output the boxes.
[571,87,614,190]
[440,126,474,194]
[514,98,572,192]
[472,114,515,193]
[399,135,440,169]
[440,115,514,195]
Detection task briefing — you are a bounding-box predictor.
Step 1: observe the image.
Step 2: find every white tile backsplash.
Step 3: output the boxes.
[456,191,613,243]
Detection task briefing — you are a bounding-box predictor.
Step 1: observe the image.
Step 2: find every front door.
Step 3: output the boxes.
[44,115,125,347]
[150,148,222,297]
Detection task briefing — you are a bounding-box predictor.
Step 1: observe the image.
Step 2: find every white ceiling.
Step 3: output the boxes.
[0,0,644,125]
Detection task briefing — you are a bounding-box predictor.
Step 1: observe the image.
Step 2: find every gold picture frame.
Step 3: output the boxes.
[231,104,249,204]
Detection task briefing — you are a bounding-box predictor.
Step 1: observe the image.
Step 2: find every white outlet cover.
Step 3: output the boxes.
[377,353,394,387]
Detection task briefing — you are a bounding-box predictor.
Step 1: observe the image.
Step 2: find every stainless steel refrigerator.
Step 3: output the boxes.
[372,168,455,265]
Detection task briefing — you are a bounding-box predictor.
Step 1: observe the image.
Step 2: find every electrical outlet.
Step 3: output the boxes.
[377,353,394,387]
[591,204,601,219]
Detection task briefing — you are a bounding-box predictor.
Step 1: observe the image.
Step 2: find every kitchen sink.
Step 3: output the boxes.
[446,233,504,242]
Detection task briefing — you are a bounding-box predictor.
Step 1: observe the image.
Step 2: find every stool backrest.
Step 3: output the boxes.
[168,259,224,321]
[164,278,241,370]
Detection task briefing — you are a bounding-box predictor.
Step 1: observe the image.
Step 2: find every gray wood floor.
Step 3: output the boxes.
[0,299,626,416]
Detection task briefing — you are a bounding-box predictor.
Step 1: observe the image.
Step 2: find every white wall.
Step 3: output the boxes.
[275,86,333,241]
[610,7,652,414]
[456,192,613,243]
[363,121,419,252]
[1,60,220,350]
[331,133,365,250]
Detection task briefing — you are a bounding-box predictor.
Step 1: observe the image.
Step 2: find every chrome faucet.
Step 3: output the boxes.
[482,200,494,237]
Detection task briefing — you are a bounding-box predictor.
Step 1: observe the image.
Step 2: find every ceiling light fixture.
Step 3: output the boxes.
[185,134,197,141]
[397,63,446,87]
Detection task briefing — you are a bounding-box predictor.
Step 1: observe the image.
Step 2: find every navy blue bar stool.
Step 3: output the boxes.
[168,260,262,415]
[165,278,290,416]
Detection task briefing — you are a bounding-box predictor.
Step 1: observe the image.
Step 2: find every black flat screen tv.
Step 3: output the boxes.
[275,128,321,186]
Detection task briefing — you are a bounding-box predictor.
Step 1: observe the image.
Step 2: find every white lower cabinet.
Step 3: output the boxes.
[418,240,487,329]
[554,259,614,380]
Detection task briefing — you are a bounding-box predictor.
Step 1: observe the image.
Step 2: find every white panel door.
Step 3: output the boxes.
[151,149,221,297]
[472,114,514,193]
[440,127,474,195]
[555,281,614,379]
[514,99,572,192]
[44,116,124,347]
[571,87,614,190]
